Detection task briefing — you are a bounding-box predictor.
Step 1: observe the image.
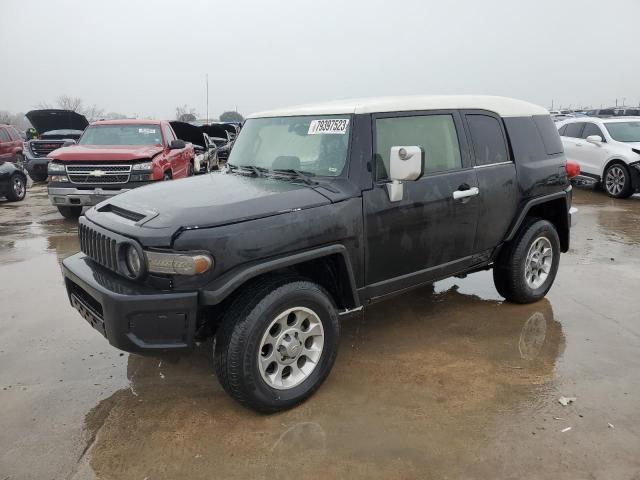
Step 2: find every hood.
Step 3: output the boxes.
[169,121,206,148]
[200,123,236,139]
[92,172,331,230]
[48,144,164,161]
[26,109,89,135]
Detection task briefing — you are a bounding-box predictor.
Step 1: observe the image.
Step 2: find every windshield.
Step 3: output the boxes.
[79,124,163,146]
[605,122,640,142]
[227,115,350,176]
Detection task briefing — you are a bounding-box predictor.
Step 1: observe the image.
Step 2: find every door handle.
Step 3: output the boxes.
[452,186,480,200]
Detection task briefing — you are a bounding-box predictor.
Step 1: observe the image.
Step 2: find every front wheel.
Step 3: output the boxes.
[57,205,82,219]
[493,218,560,304]
[29,171,48,182]
[6,174,26,201]
[214,275,340,413]
[603,163,633,198]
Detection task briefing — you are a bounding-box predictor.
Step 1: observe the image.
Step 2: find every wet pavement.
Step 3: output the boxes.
[1,183,639,480]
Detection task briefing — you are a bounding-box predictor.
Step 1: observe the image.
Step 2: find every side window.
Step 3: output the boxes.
[563,122,584,138]
[466,114,509,166]
[162,125,176,145]
[558,125,567,136]
[374,114,462,180]
[0,128,10,142]
[581,123,604,140]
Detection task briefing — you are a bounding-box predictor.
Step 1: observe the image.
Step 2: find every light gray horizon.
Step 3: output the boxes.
[1,0,638,119]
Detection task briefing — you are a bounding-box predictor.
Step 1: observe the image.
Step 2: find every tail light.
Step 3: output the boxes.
[566,160,580,178]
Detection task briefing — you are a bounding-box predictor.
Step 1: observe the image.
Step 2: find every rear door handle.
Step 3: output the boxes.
[452,186,480,200]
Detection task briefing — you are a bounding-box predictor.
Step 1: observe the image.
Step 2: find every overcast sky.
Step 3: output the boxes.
[1,0,639,119]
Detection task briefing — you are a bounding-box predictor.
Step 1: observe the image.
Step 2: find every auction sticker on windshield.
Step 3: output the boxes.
[308,119,349,135]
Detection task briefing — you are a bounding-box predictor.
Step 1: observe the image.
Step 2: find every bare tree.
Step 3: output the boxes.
[56,94,84,112]
[175,104,198,122]
[83,104,105,122]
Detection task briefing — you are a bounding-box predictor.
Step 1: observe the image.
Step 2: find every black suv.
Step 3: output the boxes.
[61,96,577,412]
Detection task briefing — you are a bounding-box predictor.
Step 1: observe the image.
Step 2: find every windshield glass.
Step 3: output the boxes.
[605,121,640,142]
[79,124,163,146]
[227,115,350,176]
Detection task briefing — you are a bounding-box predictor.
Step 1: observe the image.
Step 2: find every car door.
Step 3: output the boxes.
[577,122,607,176]
[462,111,518,254]
[162,124,184,177]
[0,127,11,161]
[560,122,585,163]
[363,110,479,296]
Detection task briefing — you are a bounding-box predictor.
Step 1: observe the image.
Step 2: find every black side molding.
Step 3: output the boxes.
[200,244,360,307]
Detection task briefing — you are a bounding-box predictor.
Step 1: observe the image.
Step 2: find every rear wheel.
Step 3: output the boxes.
[163,171,172,181]
[493,218,560,304]
[57,205,82,219]
[603,163,633,198]
[6,174,26,201]
[214,275,340,413]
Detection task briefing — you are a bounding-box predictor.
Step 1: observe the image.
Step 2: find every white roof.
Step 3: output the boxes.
[248,95,548,119]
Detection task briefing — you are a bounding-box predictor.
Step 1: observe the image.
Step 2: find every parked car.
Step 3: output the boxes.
[585,108,616,117]
[613,107,640,117]
[201,122,239,164]
[47,119,195,219]
[0,160,27,202]
[557,117,640,198]
[61,95,577,412]
[0,124,24,164]
[23,109,89,182]
[169,121,218,173]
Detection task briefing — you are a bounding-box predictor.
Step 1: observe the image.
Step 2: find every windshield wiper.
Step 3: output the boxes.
[227,164,267,177]
[272,169,339,193]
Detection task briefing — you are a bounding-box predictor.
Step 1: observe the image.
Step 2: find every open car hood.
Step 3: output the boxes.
[169,121,207,148]
[26,109,89,135]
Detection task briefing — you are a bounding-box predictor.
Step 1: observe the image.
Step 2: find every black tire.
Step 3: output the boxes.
[214,275,340,413]
[57,205,82,219]
[163,171,172,181]
[493,218,561,304]
[6,173,27,202]
[188,162,195,176]
[603,162,633,198]
[29,171,48,182]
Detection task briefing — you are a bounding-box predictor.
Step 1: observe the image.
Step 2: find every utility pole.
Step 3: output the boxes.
[206,74,209,125]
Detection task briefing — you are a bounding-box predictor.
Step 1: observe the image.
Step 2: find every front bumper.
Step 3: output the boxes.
[49,186,131,206]
[63,253,199,353]
[23,154,50,176]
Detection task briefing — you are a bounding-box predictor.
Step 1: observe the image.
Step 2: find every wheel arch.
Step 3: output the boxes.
[602,158,629,178]
[201,245,361,311]
[505,192,570,252]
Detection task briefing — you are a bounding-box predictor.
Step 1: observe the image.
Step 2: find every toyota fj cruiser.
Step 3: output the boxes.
[61,96,578,412]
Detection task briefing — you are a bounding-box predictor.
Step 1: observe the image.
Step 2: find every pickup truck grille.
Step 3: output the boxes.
[78,222,119,272]
[66,164,132,184]
[30,141,64,157]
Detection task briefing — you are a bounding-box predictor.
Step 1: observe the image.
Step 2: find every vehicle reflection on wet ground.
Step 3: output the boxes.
[1,184,639,479]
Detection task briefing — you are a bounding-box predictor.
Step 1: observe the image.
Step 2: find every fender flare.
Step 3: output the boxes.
[200,244,360,307]
[504,191,569,242]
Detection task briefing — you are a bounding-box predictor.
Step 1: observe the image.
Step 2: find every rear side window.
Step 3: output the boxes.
[466,114,509,166]
[563,122,584,138]
[375,114,462,180]
[581,123,604,139]
[0,128,10,142]
[162,125,176,144]
[558,125,567,136]
[532,115,563,155]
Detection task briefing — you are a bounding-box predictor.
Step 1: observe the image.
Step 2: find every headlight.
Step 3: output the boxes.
[132,161,153,171]
[125,246,143,278]
[48,162,66,173]
[146,251,213,275]
[49,175,69,182]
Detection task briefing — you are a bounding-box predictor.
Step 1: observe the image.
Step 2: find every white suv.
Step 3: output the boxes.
[557,117,640,198]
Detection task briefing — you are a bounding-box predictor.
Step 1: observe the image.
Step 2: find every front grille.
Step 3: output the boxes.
[66,164,132,184]
[78,222,119,272]
[30,141,64,157]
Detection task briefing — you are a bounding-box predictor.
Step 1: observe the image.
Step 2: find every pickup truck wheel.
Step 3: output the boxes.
[29,171,48,182]
[603,163,633,198]
[213,275,340,413]
[57,205,82,219]
[493,218,560,304]
[6,174,26,201]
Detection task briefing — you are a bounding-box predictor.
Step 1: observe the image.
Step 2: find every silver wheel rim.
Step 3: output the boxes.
[524,236,553,289]
[12,177,25,198]
[605,166,625,195]
[258,307,324,390]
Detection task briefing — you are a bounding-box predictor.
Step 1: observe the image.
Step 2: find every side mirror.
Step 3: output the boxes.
[386,146,423,202]
[169,139,186,150]
[62,139,76,147]
[585,135,602,145]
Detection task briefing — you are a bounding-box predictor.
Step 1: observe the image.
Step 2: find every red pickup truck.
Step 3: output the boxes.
[47,119,195,218]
